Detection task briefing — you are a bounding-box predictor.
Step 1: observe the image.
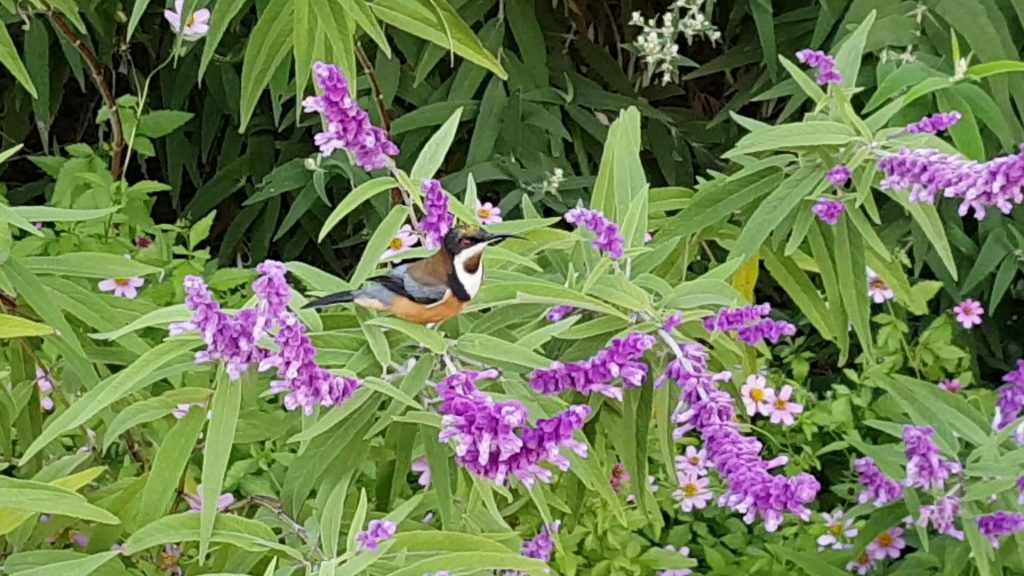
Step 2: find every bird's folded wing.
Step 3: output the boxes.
[374,266,449,305]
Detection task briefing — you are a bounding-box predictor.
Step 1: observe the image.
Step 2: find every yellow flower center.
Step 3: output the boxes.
[857,553,869,564]
[186,13,196,26]
[878,533,893,547]
[158,552,177,568]
[689,457,700,465]
[683,483,698,497]
[774,398,788,410]
[830,522,844,536]
[115,278,131,286]
[750,388,765,402]
[870,278,887,289]
[389,237,404,249]
[478,208,490,218]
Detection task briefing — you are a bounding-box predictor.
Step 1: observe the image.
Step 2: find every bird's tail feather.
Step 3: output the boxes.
[302,291,355,309]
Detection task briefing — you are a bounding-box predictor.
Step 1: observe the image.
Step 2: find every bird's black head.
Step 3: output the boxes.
[442,224,522,255]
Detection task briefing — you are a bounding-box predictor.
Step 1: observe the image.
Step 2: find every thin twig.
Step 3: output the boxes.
[48,12,125,180]
[249,495,324,560]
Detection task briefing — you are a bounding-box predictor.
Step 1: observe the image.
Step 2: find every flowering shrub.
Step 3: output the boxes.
[1,3,1024,576]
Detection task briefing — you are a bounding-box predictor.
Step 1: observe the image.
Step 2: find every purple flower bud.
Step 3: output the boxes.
[564,207,625,260]
[977,511,1024,548]
[355,519,396,552]
[905,112,962,134]
[546,305,575,322]
[877,146,1024,220]
[812,198,846,225]
[302,62,398,171]
[419,179,454,249]
[994,360,1024,433]
[529,332,656,400]
[703,304,796,345]
[917,495,963,540]
[795,49,843,86]
[826,165,851,187]
[903,425,961,491]
[663,312,683,333]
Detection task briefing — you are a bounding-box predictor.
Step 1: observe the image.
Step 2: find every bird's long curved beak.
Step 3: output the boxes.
[483,232,525,244]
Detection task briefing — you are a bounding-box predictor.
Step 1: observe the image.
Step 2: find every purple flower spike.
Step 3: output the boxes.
[546,305,575,322]
[253,261,291,339]
[529,332,657,400]
[521,520,559,562]
[854,457,903,506]
[826,165,851,187]
[905,111,962,135]
[663,312,683,333]
[260,313,360,415]
[436,369,590,486]
[877,146,1024,220]
[169,276,268,380]
[977,511,1024,548]
[703,304,796,345]
[917,495,964,540]
[355,519,397,552]
[419,179,454,249]
[993,360,1024,436]
[812,198,846,225]
[795,49,843,86]
[564,207,625,260]
[666,343,819,531]
[302,62,398,170]
[903,425,961,491]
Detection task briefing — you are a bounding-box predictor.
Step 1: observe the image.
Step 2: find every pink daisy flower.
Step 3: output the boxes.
[846,552,875,575]
[767,384,803,426]
[164,0,211,41]
[185,485,235,513]
[867,267,894,304]
[672,473,712,512]
[938,378,963,393]
[381,224,419,260]
[817,509,857,550]
[740,374,775,417]
[866,527,905,561]
[953,298,984,329]
[98,277,145,299]
[476,202,503,225]
[675,445,709,477]
[411,458,431,487]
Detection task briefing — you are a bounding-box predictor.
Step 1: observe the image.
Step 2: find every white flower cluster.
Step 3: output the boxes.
[629,0,720,86]
[543,167,565,195]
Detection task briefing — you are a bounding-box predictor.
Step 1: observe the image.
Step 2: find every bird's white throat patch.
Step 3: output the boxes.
[453,243,487,298]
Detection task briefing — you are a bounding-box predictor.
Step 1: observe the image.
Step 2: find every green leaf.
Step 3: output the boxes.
[421,424,454,529]
[384,552,548,576]
[350,206,408,286]
[0,21,37,97]
[882,190,959,280]
[750,0,777,78]
[833,218,873,356]
[125,513,278,554]
[410,107,463,180]
[769,545,847,576]
[457,334,550,370]
[22,253,162,279]
[136,408,208,527]
[729,122,857,156]
[125,0,152,41]
[345,489,369,554]
[371,0,506,79]
[0,477,119,525]
[968,59,1024,79]
[318,177,398,242]
[878,374,988,448]
[319,470,353,558]
[832,10,875,89]
[0,315,54,338]
[13,551,118,576]
[19,338,198,464]
[365,317,447,353]
[90,304,193,341]
[963,228,1011,292]
[198,0,251,80]
[762,250,834,341]
[0,143,24,165]
[466,77,506,166]
[200,374,242,560]
[778,57,825,103]
[238,0,295,131]
[138,110,194,138]
[337,0,390,57]
[731,167,819,260]
[8,205,119,223]
[591,107,644,220]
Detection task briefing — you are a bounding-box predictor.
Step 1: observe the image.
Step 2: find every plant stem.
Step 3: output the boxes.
[48,11,125,180]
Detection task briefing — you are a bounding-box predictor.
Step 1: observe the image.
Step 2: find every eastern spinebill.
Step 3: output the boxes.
[302,224,521,324]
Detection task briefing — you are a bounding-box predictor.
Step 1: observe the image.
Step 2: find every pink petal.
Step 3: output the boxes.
[129,277,145,288]
[98,279,118,292]
[164,10,182,30]
[192,8,211,23]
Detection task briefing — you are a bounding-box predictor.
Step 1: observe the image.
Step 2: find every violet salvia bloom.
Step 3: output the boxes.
[795,49,843,85]
[529,332,657,400]
[905,111,962,134]
[1018,476,1024,504]
[564,207,625,260]
[877,145,1024,219]
[854,457,903,506]
[993,360,1024,433]
[666,343,819,531]
[977,511,1024,548]
[812,198,846,225]
[355,519,396,552]
[546,305,575,322]
[663,311,683,333]
[436,370,591,486]
[419,179,454,249]
[917,495,964,540]
[903,425,961,491]
[302,62,398,170]
[703,304,796,345]
[260,312,360,415]
[252,260,291,339]
[169,276,267,380]
[826,165,851,187]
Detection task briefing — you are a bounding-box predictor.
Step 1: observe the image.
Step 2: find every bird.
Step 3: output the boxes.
[303,224,521,324]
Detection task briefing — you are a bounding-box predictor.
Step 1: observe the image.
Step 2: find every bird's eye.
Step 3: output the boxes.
[460,238,474,247]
